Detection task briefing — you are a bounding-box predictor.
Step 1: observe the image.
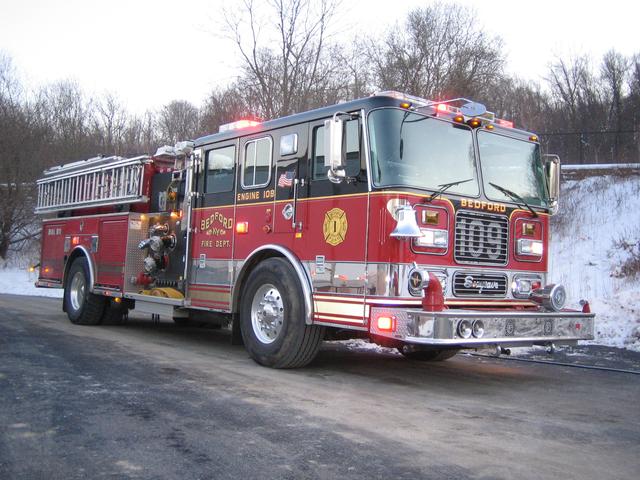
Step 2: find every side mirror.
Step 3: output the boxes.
[543,154,560,214]
[324,115,346,184]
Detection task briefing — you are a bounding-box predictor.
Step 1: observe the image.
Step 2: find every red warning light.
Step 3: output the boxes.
[377,316,396,332]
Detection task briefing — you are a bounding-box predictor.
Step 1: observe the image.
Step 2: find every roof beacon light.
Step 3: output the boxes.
[219,119,261,133]
[495,118,514,129]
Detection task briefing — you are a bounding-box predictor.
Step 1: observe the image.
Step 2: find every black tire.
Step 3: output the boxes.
[64,257,106,325]
[398,347,459,362]
[239,258,324,368]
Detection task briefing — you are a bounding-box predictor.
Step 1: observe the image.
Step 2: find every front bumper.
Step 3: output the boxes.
[370,307,595,348]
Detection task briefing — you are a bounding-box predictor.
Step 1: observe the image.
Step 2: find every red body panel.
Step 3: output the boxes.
[40,214,129,290]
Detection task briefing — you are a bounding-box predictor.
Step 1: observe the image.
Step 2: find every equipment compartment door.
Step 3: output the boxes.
[97,218,128,289]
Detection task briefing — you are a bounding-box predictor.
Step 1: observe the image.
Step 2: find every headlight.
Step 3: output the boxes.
[472,320,485,338]
[457,320,472,339]
[517,238,543,256]
[511,275,542,298]
[415,228,448,248]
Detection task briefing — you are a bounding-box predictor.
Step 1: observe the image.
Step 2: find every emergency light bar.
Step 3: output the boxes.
[219,119,261,133]
[374,91,512,129]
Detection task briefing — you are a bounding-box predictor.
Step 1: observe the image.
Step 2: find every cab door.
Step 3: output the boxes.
[189,140,237,311]
[299,113,370,328]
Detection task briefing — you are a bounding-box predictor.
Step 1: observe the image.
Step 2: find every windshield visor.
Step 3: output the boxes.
[368,108,479,196]
[478,131,548,207]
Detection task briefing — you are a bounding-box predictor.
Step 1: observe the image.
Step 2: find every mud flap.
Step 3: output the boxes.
[231,313,244,346]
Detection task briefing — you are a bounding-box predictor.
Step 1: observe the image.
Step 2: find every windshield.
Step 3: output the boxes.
[477,131,548,207]
[368,108,479,196]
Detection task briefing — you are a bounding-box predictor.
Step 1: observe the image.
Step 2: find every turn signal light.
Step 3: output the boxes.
[236,222,249,234]
[522,222,536,236]
[453,115,465,123]
[377,316,396,332]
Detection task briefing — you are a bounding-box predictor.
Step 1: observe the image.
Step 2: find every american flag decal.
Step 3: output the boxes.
[277,170,295,188]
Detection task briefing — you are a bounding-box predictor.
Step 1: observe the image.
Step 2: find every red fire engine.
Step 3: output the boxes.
[35,91,595,368]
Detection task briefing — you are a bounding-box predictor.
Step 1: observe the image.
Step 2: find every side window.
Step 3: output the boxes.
[242,137,272,188]
[206,145,235,194]
[312,119,360,180]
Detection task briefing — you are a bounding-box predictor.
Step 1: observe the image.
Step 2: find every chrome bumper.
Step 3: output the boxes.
[370,307,595,347]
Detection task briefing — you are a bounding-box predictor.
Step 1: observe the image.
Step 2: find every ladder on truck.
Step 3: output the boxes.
[35,155,152,213]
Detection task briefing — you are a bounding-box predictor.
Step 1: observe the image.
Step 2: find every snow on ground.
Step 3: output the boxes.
[0,265,62,298]
[549,172,640,351]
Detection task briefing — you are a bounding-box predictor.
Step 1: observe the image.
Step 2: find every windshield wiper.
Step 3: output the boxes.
[488,182,539,218]
[427,178,473,202]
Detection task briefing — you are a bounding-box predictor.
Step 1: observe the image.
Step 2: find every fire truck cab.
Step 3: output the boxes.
[36,91,595,367]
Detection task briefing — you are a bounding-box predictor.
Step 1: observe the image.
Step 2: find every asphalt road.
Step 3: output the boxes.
[1,294,639,480]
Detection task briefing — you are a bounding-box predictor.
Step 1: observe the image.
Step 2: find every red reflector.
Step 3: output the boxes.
[236,222,249,234]
[377,316,396,332]
[575,323,581,330]
[531,281,541,291]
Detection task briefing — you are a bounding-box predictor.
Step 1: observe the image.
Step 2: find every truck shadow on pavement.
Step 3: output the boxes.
[106,315,546,392]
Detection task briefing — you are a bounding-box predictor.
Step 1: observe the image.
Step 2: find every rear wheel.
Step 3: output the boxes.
[240,258,324,368]
[64,257,106,325]
[398,347,459,362]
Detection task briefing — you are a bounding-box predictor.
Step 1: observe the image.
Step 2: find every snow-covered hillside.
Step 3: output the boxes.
[550,169,640,351]
[1,167,638,349]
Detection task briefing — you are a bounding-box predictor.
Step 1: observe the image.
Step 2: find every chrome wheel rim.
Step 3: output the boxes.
[69,271,86,312]
[250,284,284,344]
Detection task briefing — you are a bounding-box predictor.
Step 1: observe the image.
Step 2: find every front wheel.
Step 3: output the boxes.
[240,258,324,368]
[64,257,106,325]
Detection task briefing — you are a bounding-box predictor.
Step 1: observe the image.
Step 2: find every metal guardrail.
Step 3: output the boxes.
[561,163,640,180]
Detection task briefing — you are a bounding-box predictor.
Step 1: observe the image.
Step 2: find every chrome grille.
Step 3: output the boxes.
[452,271,508,297]
[454,211,509,265]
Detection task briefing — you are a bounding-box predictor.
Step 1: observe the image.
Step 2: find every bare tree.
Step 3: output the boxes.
[367,2,505,101]
[0,55,49,258]
[199,86,254,134]
[36,80,98,163]
[223,0,342,118]
[601,50,629,159]
[94,92,128,155]
[157,100,199,144]
[121,110,159,156]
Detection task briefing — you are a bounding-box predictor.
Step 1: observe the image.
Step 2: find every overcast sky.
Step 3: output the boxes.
[1,0,639,114]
